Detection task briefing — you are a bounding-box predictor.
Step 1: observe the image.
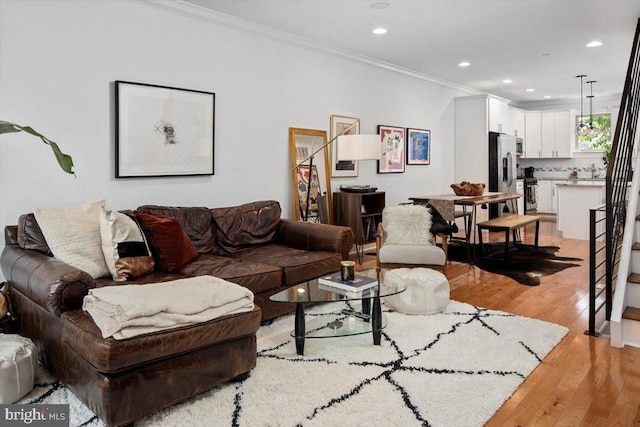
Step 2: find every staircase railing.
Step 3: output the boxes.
[585,17,640,337]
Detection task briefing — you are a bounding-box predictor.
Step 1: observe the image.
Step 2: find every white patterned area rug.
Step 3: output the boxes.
[19,300,568,427]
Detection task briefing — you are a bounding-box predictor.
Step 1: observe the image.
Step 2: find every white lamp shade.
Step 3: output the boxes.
[337,134,380,160]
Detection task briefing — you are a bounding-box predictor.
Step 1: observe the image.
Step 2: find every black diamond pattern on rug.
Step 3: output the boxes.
[18,300,569,426]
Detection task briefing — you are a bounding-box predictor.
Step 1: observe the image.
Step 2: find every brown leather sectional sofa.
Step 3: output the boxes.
[0,200,354,426]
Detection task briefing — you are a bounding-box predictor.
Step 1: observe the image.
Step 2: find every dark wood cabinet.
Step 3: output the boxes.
[333,191,385,246]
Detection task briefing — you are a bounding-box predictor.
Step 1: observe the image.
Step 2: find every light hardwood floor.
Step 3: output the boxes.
[356,221,640,426]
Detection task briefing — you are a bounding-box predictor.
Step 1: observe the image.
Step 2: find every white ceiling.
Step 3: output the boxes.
[181,0,640,107]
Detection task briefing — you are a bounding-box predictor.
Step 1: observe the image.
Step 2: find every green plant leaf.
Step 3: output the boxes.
[0,120,75,175]
[0,122,22,134]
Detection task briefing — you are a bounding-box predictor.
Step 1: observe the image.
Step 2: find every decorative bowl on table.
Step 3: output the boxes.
[451,182,485,196]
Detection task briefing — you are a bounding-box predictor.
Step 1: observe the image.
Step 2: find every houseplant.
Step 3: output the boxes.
[0,120,74,175]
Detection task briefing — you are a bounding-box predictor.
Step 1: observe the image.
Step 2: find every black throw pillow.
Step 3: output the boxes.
[414,203,456,235]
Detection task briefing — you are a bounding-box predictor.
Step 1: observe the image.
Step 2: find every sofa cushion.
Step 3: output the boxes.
[17,213,51,255]
[61,306,261,373]
[100,208,154,281]
[136,205,217,254]
[34,200,110,279]
[230,244,342,285]
[134,212,199,273]
[177,254,282,294]
[211,200,281,253]
[378,244,446,265]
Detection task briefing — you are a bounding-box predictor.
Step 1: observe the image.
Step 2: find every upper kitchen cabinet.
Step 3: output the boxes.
[524,110,573,158]
[524,112,541,158]
[540,110,573,158]
[488,96,509,133]
[508,106,525,138]
[454,95,510,185]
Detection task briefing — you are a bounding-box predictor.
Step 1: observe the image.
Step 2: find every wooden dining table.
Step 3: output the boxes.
[409,192,522,261]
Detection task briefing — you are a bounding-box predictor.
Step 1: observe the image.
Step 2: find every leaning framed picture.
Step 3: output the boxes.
[330,114,359,177]
[115,80,215,178]
[377,125,405,173]
[406,128,431,165]
[296,164,322,220]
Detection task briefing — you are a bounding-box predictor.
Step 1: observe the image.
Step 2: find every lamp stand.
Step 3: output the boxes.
[293,119,359,222]
[303,155,314,221]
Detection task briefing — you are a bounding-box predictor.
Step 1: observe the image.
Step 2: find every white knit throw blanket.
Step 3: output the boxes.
[83,275,254,340]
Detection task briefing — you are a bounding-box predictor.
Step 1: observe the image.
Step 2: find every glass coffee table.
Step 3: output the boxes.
[269,268,406,355]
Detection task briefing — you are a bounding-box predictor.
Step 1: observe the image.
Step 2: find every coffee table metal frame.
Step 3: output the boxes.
[269,268,406,355]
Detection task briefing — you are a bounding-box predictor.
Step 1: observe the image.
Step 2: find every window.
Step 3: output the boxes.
[575,113,612,151]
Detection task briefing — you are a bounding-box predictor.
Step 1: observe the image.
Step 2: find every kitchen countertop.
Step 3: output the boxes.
[534,177,605,181]
[556,181,605,187]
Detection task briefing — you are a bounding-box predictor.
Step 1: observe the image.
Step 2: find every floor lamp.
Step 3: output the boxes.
[335,133,381,263]
[292,120,380,221]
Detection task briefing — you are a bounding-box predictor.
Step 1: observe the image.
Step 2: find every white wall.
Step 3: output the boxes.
[0,0,470,257]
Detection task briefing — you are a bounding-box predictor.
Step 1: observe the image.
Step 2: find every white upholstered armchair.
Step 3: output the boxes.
[375,204,449,276]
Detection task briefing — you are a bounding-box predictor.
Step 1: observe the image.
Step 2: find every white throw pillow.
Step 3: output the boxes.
[383,205,433,245]
[34,200,109,279]
[100,208,154,281]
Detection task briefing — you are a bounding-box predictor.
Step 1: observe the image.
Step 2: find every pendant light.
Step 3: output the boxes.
[575,75,589,136]
[586,80,599,138]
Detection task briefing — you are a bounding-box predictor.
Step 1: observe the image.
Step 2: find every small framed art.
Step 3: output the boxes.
[115,80,215,178]
[330,114,359,177]
[377,125,405,173]
[406,128,431,165]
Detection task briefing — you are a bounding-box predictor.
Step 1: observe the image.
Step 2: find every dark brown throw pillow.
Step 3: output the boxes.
[134,211,199,273]
[17,213,52,255]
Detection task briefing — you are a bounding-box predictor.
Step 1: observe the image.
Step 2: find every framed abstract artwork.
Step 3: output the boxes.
[377,125,405,173]
[330,114,359,177]
[115,80,215,178]
[406,128,431,165]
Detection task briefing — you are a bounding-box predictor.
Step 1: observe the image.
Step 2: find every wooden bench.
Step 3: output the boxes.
[476,214,541,262]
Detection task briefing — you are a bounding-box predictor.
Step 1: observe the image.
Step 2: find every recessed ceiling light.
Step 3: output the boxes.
[372,27,387,35]
[502,79,513,84]
[370,1,391,9]
[458,61,471,67]
[544,95,551,99]
[586,40,603,47]
[526,88,535,92]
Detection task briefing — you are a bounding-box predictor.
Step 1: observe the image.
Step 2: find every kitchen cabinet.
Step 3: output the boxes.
[454,95,510,185]
[516,179,525,214]
[524,112,541,158]
[537,180,553,213]
[540,111,572,158]
[489,97,509,133]
[557,184,606,240]
[551,180,570,213]
[508,107,525,138]
[524,110,573,158]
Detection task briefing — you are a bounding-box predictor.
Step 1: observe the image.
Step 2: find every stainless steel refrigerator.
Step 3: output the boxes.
[488,132,517,218]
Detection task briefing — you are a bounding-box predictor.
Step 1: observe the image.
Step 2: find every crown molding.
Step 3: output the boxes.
[515,93,622,111]
[133,0,481,96]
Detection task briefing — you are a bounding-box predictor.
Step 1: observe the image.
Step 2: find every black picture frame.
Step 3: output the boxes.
[406,128,431,165]
[115,80,215,178]
[377,125,405,173]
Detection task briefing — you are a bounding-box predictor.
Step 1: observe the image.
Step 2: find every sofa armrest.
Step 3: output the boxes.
[276,220,355,260]
[1,244,95,317]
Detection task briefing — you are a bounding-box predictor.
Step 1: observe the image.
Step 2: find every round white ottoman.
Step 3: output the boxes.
[383,268,450,314]
[0,334,37,404]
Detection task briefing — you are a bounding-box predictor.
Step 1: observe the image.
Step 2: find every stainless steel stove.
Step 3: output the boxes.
[524,177,538,214]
